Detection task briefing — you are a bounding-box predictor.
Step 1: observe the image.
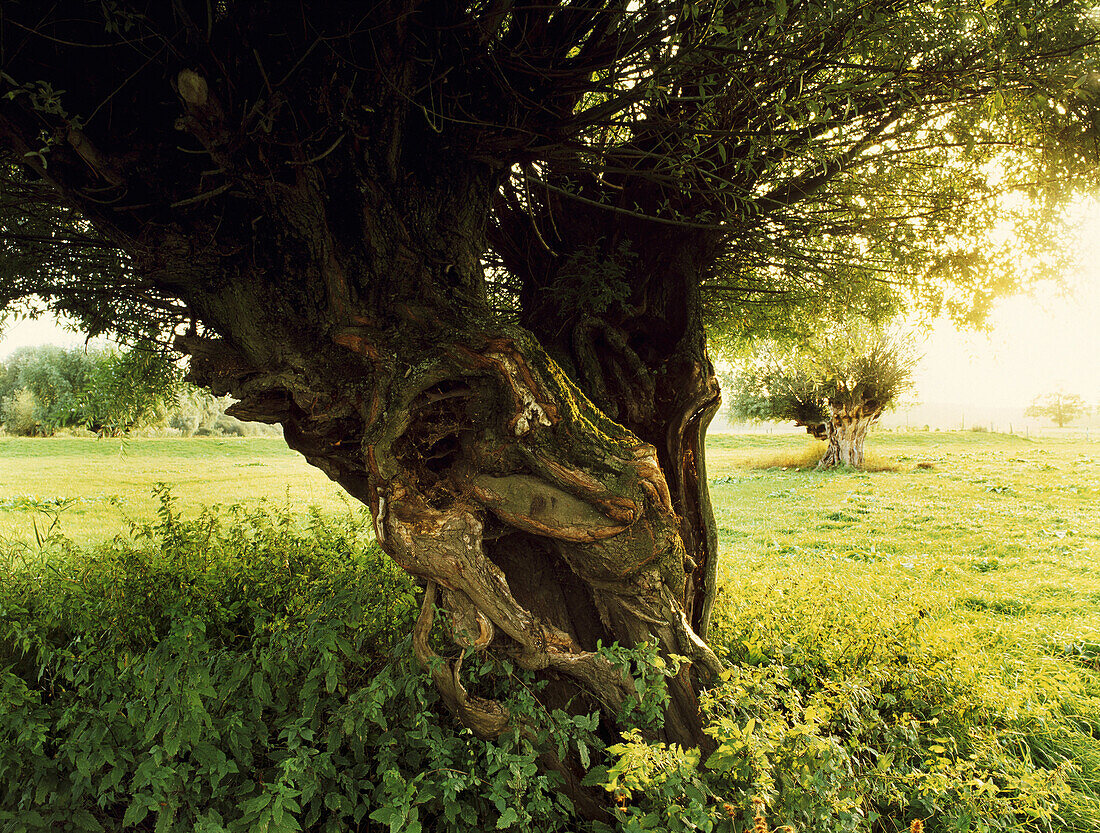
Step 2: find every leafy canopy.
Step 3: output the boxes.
[0,0,1096,346]
[490,0,1100,348]
[726,324,917,428]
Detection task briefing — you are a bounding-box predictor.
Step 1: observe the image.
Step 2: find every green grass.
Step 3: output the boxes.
[0,436,349,545]
[708,430,1100,688]
[3,429,1096,633]
[704,430,1100,830]
[3,429,1096,643]
[708,431,1099,617]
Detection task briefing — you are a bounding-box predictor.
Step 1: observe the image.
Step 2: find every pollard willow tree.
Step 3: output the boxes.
[727,331,916,468]
[1,0,1097,808]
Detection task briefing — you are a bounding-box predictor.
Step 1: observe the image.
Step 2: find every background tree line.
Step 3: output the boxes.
[0,342,274,437]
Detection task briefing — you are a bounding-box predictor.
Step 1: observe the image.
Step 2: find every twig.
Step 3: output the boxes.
[169,182,232,208]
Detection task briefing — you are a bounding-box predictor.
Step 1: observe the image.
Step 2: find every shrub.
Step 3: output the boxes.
[0,494,600,832]
[0,388,40,435]
[214,414,246,436]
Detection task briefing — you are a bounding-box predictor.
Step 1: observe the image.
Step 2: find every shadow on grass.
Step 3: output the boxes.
[733,442,904,473]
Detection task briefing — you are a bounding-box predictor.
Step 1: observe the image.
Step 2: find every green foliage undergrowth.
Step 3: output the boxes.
[0,495,589,832]
[602,576,1100,833]
[4,491,1100,833]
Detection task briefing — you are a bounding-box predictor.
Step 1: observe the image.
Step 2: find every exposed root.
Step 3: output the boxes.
[632,450,674,515]
[667,593,724,680]
[486,351,554,435]
[383,491,579,669]
[525,454,639,525]
[414,581,636,736]
[543,649,633,713]
[413,583,511,739]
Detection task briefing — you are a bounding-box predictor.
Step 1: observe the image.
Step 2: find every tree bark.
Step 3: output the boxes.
[0,10,728,811]
[2,110,724,780]
[153,168,725,766]
[171,317,713,830]
[0,96,726,781]
[493,182,726,643]
[175,265,725,821]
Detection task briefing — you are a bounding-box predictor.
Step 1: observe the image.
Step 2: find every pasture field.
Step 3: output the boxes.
[708,431,1100,641]
[5,428,1099,697]
[2,431,1098,641]
[0,436,348,545]
[3,429,1100,830]
[3,430,1097,650]
[2,430,1094,557]
[708,430,1100,629]
[701,431,1100,828]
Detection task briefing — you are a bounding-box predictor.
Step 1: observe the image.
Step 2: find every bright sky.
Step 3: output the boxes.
[2,200,1098,411]
[910,200,1100,410]
[0,315,89,357]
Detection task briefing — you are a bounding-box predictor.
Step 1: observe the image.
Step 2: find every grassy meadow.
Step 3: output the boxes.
[0,436,349,545]
[3,428,1100,831]
[3,429,1095,577]
[701,430,1100,830]
[706,430,1100,644]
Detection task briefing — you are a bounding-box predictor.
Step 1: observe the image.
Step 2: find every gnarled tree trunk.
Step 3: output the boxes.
[0,6,728,814]
[184,309,724,810]
[139,155,727,790]
[173,232,725,816]
[493,181,726,643]
[816,405,880,468]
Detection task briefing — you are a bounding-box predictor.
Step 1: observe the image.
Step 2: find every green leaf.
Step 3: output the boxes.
[122,796,151,827]
[368,807,397,825]
[252,671,273,706]
[580,765,610,786]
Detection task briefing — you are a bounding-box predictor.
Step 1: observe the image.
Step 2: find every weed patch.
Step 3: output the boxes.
[0,496,607,832]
